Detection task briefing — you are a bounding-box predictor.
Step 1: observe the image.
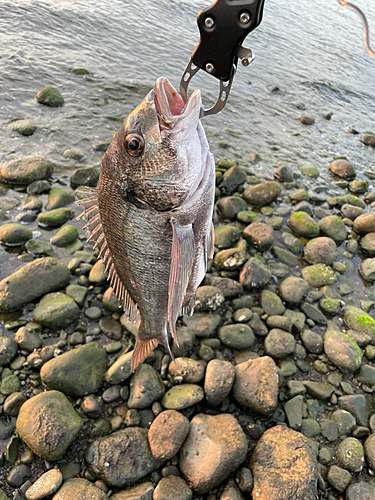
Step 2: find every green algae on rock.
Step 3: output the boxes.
[161,384,204,410]
[16,390,82,461]
[45,187,75,210]
[289,211,319,238]
[40,343,107,396]
[0,257,71,312]
[0,223,33,246]
[8,119,35,136]
[50,224,78,247]
[324,330,362,371]
[302,263,337,288]
[36,86,64,107]
[38,207,72,228]
[33,292,80,329]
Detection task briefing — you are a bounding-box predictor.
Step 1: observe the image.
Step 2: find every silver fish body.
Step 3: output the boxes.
[78,77,215,371]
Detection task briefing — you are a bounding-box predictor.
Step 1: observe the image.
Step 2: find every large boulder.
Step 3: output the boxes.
[0,258,71,312]
[250,426,318,500]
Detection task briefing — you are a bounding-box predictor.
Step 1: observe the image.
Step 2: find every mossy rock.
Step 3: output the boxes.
[342,306,375,340]
[297,160,319,178]
[69,68,90,75]
[324,330,362,371]
[25,239,54,257]
[62,149,84,161]
[40,343,107,397]
[0,257,71,312]
[214,226,241,249]
[16,390,83,460]
[70,167,99,188]
[45,187,75,210]
[36,86,64,107]
[1,156,54,185]
[289,212,319,238]
[33,292,80,329]
[8,119,35,136]
[301,264,337,288]
[38,207,72,228]
[0,223,33,246]
[50,225,78,247]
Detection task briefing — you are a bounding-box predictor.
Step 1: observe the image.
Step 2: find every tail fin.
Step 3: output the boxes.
[131,337,159,372]
[131,321,176,372]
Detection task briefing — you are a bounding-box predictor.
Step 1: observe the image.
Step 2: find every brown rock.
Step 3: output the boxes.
[52,478,107,500]
[330,159,356,180]
[250,425,318,500]
[233,357,278,415]
[242,181,282,207]
[180,413,247,494]
[148,410,190,461]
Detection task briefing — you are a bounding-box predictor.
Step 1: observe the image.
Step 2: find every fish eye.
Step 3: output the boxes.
[125,133,145,157]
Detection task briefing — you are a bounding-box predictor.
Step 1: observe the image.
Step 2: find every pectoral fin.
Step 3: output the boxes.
[168,219,195,345]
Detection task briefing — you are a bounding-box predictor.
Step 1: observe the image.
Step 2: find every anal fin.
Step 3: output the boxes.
[131,338,159,372]
[168,219,195,346]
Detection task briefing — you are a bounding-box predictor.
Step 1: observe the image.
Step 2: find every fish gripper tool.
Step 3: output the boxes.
[180,0,265,117]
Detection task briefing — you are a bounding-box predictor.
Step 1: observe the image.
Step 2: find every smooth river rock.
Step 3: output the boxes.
[233,356,278,415]
[1,156,54,185]
[16,390,83,461]
[52,479,107,500]
[40,342,107,396]
[179,413,247,493]
[86,427,161,488]
[250,425,318,500]
[0,257,71,312]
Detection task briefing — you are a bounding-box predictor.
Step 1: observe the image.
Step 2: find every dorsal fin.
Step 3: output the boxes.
[76,189,138,320]
[168,219,195,345]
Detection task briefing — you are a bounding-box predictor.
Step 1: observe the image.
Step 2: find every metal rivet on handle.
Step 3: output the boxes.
[240,12,250,25]
[205,62,214,73]
[205,17,215,29]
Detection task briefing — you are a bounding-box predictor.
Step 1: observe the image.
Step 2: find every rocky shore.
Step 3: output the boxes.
[0,86,375,499]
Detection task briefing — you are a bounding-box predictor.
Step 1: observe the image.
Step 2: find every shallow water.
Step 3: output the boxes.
[1,0,375,170]
[0,0,374,284]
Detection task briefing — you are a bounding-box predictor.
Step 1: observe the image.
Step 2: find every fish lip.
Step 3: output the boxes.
[154,77,201,128]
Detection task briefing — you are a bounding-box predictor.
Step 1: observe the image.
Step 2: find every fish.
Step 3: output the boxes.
[77,77,215,372]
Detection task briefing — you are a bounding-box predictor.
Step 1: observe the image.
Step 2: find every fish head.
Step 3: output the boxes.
[101,77,209,211]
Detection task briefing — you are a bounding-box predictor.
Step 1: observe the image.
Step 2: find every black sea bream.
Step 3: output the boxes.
[78,77,215,371]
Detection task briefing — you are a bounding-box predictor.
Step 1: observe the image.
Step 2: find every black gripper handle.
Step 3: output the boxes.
[191,0,265,81]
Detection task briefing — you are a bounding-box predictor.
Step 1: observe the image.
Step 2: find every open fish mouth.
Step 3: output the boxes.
[154,77,201,128]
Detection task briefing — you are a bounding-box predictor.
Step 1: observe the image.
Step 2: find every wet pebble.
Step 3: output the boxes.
[204,359,235,406]
[161,384,204,410]
[154,475,193,500]
[128,364,165,409]
[25,469,63,500]
[233,356,278,415]
[168,357,204,383]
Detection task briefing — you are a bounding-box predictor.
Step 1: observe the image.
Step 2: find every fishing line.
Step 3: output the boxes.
[337,0,375,58]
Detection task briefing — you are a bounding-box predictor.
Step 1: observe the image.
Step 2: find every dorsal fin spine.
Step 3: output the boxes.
[76,187,137,319]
